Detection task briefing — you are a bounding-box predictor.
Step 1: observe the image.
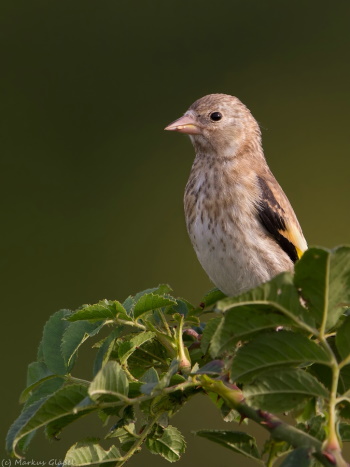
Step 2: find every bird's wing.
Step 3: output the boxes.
[256,174,307,263]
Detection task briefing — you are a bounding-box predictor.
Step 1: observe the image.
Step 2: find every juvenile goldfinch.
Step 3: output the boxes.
[165,94,307,296]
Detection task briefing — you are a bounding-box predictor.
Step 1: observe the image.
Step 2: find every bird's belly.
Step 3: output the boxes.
[188,214,281,297]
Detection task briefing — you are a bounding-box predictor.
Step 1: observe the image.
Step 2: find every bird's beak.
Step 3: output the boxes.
[164,114,201,135]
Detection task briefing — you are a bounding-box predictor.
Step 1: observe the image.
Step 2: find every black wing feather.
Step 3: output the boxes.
[257,176,298,263]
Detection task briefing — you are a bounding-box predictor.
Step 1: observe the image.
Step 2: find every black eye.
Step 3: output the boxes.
[210,111,222,121]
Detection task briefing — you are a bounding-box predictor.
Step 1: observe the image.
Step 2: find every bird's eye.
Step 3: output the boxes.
[210,111,222,122]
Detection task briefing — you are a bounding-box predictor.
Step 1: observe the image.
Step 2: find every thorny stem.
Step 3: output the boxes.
[199,376,344,467]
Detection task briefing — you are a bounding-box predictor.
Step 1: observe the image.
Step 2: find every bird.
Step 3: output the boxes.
[164,93,307,296]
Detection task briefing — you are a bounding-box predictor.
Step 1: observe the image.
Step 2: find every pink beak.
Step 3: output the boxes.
[164,114,201,135]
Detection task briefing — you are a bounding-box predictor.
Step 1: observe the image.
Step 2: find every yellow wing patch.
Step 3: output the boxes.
[279,219,308,260]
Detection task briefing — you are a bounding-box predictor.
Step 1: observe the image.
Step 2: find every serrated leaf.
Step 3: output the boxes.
[280,447,312,466]
[118,331,155,364]
[294,246,350,330]
[216,272,313,327]
[201,318,221,354]
[20,375,64,404]
[336,316,350,361]
[133,284,173,301]
[61,321,104,370]
[41,309,71,375]
[67,300,125,322]
[244,368,328,412]
[133,293,177,319]
[195,430,261,460]
[146,425,186,462]
[26,361,53,386]
[7,384,90,456]
[89,361,129,401]
[64,440,122,465]
[231,331,331,382]
[210,306,293,357]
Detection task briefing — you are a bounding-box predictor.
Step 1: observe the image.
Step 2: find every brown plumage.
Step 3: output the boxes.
[165,94,307,296]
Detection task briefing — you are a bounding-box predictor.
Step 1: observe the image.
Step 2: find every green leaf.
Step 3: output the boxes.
[64,440,122,465]
[201,317,221,354]
[195,360,224,375]
[336,316,350,361]
[171,298,196,320]
[141,360,179,395]
[20,361,63,405]
[210,306,293,358]
[146,425,186,462]
[45,397,97,440]
[118,331,155,364]
[339,423,350,442]
[20,375,64,405]
[41,309,71,375]
[134,284,173,301]
[61,321,105,370]
[202,288,227,307]
[244,368,328,412]
[140,368,160,395]
[297,415,326,442]
[133,293,177,319]
[89,361,129,401]
[122,296,135,315]
[195,430,261,461]
[26,361,53,386]
[280,447,312,466]
[67,300,126,322]
[339,365,350,395]
[294,246,350,330]
[107,422,138,451]
[216,272,313,327]
[230,331,331,382]
[93,327,123,376]
[7,384,90,456]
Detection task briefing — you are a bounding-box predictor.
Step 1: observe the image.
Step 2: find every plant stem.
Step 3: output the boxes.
[199,376,340,467]
[117,319,146,330]
[325,362,341,451]
[157,309,172,336]
[117,414,161,466]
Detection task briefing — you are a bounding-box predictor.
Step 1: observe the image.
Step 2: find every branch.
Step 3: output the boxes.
[199,376,347,467]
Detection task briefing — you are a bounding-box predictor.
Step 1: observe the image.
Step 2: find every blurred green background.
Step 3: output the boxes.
[2,0,350,464]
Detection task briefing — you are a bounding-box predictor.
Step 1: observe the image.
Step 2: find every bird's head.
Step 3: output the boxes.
[165,93,261,158]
